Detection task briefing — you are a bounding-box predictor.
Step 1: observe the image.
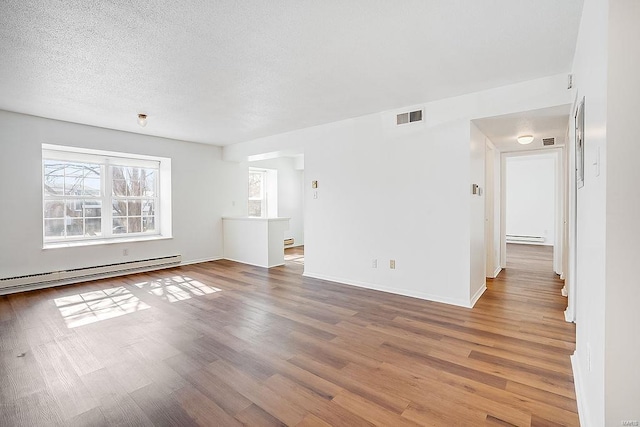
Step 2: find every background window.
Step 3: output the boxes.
[248,169,266,217]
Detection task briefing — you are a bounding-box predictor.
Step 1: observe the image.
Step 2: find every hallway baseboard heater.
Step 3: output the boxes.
[506,235,545,244]
[0,255,182,295]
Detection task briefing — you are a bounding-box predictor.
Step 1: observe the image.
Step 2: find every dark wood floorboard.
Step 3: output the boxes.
[0,244,578,426]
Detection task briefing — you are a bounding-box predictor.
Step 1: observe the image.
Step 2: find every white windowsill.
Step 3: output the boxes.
[43,234,173,250]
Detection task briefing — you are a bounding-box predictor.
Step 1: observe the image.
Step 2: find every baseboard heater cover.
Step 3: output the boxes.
[506,235,545,243]
[0,255,182,294]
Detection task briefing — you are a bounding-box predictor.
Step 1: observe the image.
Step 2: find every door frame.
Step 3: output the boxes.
[499,147,565,276]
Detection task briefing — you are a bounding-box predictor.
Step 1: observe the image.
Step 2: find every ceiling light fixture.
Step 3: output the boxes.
[517,135,534,145]
[137,113,148,127]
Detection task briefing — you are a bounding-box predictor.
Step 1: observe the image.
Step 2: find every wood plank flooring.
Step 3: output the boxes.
[0,244,578,426]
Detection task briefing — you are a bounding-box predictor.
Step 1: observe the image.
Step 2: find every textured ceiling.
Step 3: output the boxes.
[0,1,583,146]
[474,104,571,152]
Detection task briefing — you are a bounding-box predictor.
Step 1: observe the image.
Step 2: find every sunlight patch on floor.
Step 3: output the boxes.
[134,275,221,303]
[284,254,304,264]
[54,286,150,328]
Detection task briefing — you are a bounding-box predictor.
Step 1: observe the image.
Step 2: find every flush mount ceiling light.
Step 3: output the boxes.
[517,135,534,145]
[137,113,148,127]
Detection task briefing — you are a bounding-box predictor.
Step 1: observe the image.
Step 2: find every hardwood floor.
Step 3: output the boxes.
[0,244,577,426]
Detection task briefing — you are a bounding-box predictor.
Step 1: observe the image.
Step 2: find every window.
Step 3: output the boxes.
[248,169,266,217]
[247,167,278,218]
[42,145,171,246]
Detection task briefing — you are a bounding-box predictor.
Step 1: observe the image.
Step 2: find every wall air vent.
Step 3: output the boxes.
[542,137,555,146]
[396,109,423,125]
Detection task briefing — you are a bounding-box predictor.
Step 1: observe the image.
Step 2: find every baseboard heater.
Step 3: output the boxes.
[506,235,545,243]
[0,255,182,295]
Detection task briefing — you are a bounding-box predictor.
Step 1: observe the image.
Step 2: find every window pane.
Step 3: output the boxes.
[83,177,101,196]
[248,173,263,199]
[66,219,83,236]
[248,200,262,217]
[65,201,83,217]
[44,161,65,177]
[83,200,102,217]
[112,166,126,180]
[143,170,157,196]
[44,219,65,237]
[142,200,154,216]
[128,200,141,216]
[85,166,100,179]
[113,218,127,234]
[125,167,142,180]
[112,200,127,216]
[65,164,86,177]
[142,216,155,232]
[43,176,64,196]
[44,201,64,218]
[128,217,142,233]
[128,180,142,196]
[64,176,84,195]
[85,218,101,236]
[112,179,127,196]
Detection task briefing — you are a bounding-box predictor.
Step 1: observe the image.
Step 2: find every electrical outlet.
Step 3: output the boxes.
[123,249,129,256]
[390,260,396,269]
[372,259,377,268]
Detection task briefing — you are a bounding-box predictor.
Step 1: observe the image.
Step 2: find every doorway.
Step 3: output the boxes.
[502,152,560,274]
[248,153,305,270]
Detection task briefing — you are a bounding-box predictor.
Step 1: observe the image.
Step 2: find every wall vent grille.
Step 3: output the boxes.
[542,137,555,146]
[396,109,423,125]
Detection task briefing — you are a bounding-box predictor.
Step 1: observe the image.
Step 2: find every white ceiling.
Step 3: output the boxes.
[473,104,571,152]
[0,1,583,146]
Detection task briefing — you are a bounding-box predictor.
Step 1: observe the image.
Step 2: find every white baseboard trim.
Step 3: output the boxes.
[571,352,589,427]
[223,257,284,268]
[564,308,575,323]
[470,283,487,308]
[561,286,568,297]
[302,271,475,308]
[0,256,224,296]
[492,266,502,278]
[180,256,222,266]
[0,263,181,296]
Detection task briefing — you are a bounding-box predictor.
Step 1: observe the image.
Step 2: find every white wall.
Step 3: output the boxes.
[0,110,245,282]
[469,123,486,302]
[605,0,640,424]
[249,157,304,246]
[569,0,609,424]
[224,74,570,308]
[505,154,556,245]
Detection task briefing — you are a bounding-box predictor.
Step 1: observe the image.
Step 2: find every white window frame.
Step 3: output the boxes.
[42,144,172,248]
